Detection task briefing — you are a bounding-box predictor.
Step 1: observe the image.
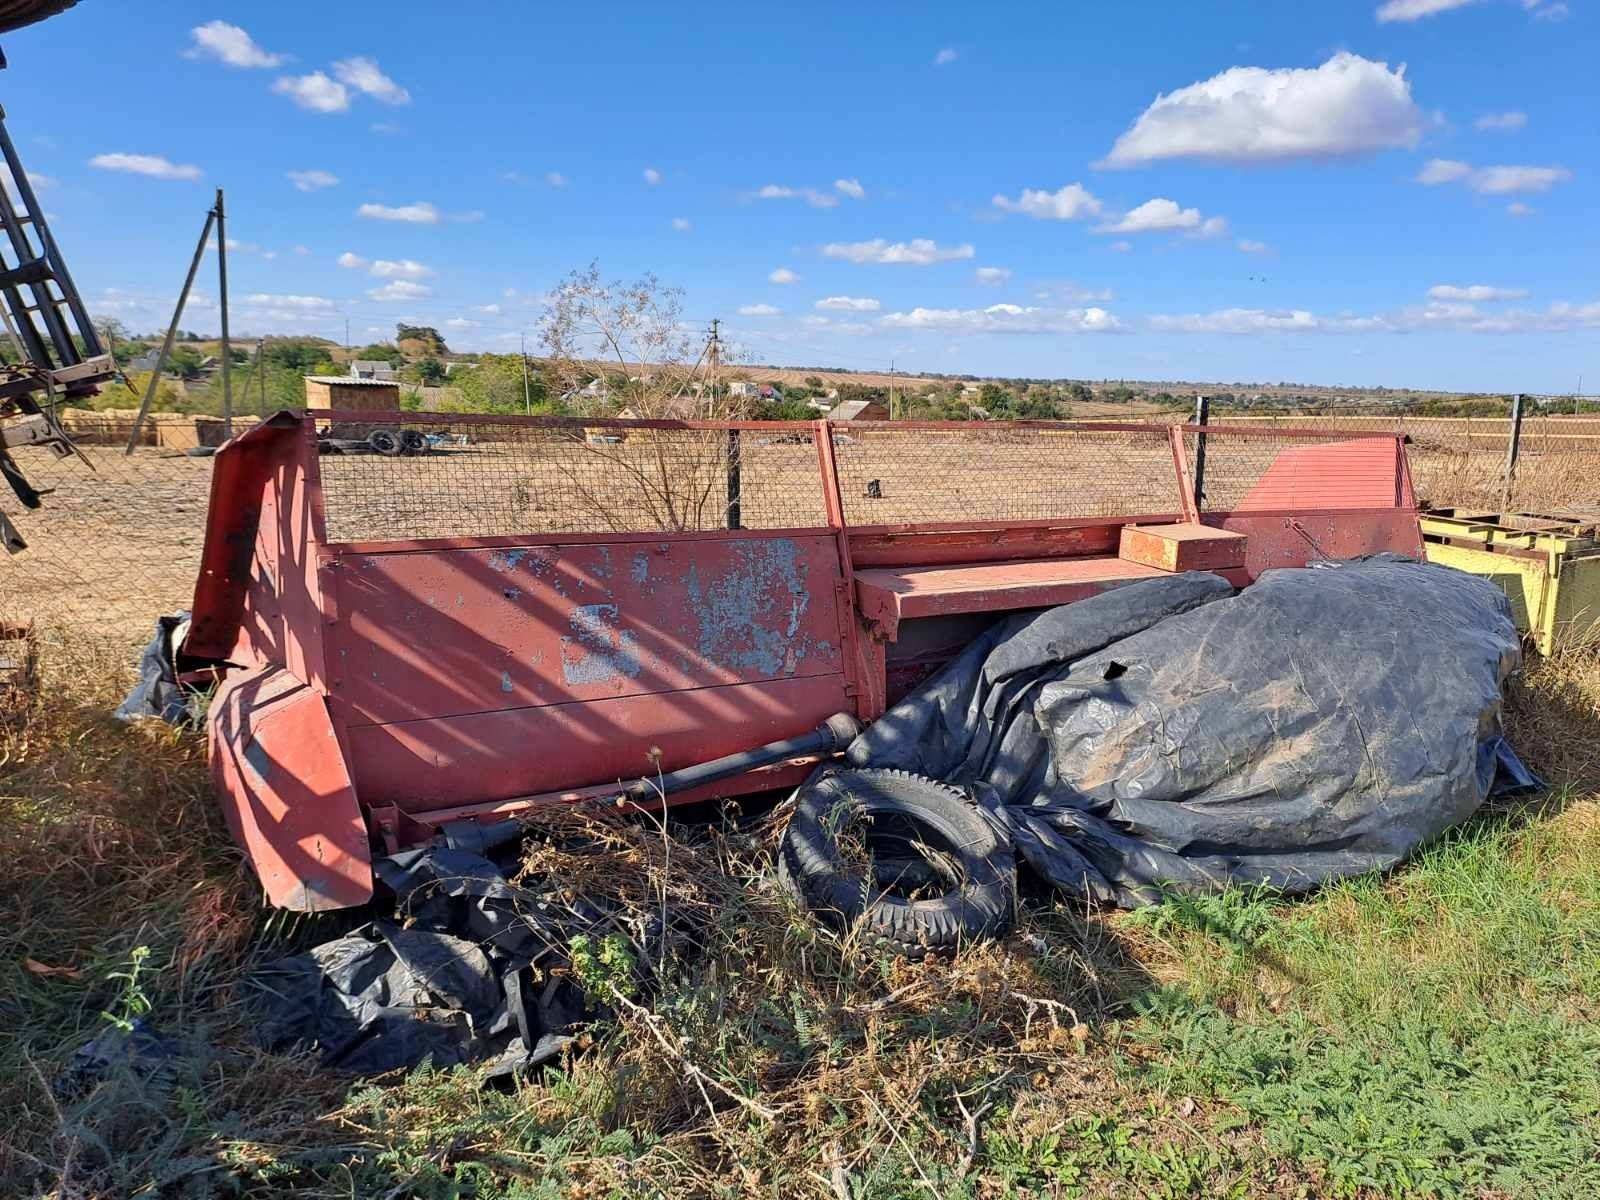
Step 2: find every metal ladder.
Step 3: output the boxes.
[0,103,113,405]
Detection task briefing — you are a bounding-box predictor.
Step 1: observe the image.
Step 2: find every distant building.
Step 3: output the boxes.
[304,375,401,410]
[827,399,889,421]
[727,381,759,400]
[349,359,400,382]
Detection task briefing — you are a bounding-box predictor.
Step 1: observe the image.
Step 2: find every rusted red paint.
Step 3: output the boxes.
[187,412,1426,908]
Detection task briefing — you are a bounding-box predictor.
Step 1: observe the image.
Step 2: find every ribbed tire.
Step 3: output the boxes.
[778,768,1015,960]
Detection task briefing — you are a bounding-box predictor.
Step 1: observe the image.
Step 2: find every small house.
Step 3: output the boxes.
[826,399,889,421]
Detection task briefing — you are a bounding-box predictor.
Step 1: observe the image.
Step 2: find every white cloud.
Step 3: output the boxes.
[1,165,53,198]
[671,216,692,231]
[243,293,335,311]
[1416,158,1472,184]
[88,152,201,181]
[1237,238,1271,255]
[880,303,1120,335]
[1474,111,1527,132]
[448,209,485,224]
[834,177,865,199]
[1506,201,1535,217]
[1096,197,1226,236]
[755,183,838,208]
[821,238,975,265]
[371,121,401,136]
[444,318,473,329]
[292,244,310,256]
[934,47,958,65]
[738,303,781,316]
[357,200,440,223]
[643,167,661,185]
[1108,240,1133,253]
[370,258,433,279]
[474,303,502,315]
[368,280,432,302]
[1152,297,1600,336]
[1471,164,1570,193]
[1532,1,1569,19]
[1152,308,1386,334]
[1416,158,1571,193]
[815,296,882,312]
[1375,0,1475,21]
[991,182,1102,221]
[546,171,567,187]
[975,267,1012,286]
[272,71,350,113]
[337,252,368,270]
[287,168,339,192]
[186,20,284,68]
[332,56,410,105]
[1428,283,1528,301]
[768,267,800,284]
[1101,52,1424,167]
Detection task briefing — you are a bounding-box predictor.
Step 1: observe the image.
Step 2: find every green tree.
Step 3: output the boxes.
[168,346,205,380]
[413,356,446,385]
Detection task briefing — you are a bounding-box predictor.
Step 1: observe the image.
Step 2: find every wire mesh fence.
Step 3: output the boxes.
[830,425,1180,525]
[317,417,829,542]
[4,405,1599,668]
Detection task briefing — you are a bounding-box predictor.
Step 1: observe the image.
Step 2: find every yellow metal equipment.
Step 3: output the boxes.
[1421,509,1600,655]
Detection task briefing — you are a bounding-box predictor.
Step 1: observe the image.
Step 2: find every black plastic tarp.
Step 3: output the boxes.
[249,843,610,1076]
[848,557,1536,907]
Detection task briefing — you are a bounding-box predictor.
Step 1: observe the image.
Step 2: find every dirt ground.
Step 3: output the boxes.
[3,417,1595,653]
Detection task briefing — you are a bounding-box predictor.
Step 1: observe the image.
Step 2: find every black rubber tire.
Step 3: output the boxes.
[368,428,403,456]
[398,428,427,455]
[779,768,1015,959]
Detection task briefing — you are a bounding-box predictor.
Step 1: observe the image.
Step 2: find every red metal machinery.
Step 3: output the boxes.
[182,410,1422,909]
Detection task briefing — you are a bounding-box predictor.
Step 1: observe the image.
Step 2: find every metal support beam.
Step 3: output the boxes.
[123,203,217,454]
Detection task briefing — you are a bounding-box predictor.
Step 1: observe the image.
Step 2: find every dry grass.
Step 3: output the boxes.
[1,629,1599,1197]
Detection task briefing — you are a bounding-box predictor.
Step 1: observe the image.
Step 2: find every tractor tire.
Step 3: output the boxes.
[778,768,1015,960]
[399,429,426,455]
[367,428,403,456]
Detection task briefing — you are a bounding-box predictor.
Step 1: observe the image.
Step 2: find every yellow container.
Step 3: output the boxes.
[1421,509,1600,655]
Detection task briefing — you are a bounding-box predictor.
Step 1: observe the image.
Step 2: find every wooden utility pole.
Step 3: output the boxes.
[707,318,721,399]
[520,332,531,414]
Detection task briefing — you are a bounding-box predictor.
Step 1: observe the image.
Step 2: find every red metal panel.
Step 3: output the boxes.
[854,556,1228,638]
[847,516,1182,568]
[1235,437,1407,511]
[323,533,846,727]
[208,663,372,910]
[1215,510,1424,578]
[345,672,852,808]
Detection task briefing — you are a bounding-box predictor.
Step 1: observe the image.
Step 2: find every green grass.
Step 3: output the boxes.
[2,648,1598,1198]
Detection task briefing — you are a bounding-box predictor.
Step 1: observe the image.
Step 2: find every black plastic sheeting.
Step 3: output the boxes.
[115,612,193,724]
[249,843,631,1076]
[848,557,1537,907]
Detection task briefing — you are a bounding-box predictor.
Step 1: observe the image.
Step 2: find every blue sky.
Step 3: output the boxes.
[5,0,1595,391]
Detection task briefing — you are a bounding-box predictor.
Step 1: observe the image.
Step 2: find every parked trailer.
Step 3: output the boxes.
[180,410,1424,910]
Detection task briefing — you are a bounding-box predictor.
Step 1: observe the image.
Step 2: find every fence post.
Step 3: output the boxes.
[1191,393,1209,513]
[1500,392,1525,514]
[726,428,742,530]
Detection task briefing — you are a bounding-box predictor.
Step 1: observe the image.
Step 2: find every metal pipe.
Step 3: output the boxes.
[124,205,217,454]
[439,712,864,855]
[622,711,862,803]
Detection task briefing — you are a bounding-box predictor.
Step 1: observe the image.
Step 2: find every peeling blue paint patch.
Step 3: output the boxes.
[630,551,650,583]
[500,670,514,693]
[488,548,529,572]
[561,603,642,686]
[685,538,812,676]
